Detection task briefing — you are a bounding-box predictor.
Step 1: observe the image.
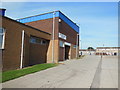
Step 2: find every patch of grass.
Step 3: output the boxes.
[2,63,58,83]
[77,55,85,59]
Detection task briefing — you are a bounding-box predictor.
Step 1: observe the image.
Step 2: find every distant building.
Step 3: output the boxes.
[96,47,120,56]
[79,49,96,55]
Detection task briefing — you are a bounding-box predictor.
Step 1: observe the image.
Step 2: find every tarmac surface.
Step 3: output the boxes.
[2,55,118,88]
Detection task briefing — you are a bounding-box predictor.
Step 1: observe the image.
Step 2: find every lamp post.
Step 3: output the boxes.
[103,44,104,56]
[90,47,91,55]
[80,40,82,55]
[76,34,79,58]
[76,24,81,57]
[80,24,82,56]
[101,44,104,59]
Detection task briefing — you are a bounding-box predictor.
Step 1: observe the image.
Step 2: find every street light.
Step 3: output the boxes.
[76,34,79,58]
[76,24,81,57]
[103,44,104,56]
[101,44,104,59]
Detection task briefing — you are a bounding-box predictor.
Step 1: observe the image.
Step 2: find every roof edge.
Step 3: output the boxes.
[58,11,79,28]
[2,16,51,35]
[16,10,79,28]
[16,10,60,20]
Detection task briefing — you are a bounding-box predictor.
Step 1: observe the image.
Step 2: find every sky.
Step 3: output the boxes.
[1,2,118,49]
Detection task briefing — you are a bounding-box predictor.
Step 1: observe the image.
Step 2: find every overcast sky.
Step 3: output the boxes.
[1,2,118,49]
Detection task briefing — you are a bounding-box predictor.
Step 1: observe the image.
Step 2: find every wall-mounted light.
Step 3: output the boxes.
[59,19,61,23]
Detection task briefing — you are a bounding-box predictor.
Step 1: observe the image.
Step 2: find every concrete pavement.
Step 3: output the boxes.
[99,56,118,88]
[2,55,118,88]
[91,56,118,88]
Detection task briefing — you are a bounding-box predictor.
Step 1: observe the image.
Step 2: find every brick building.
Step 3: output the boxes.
[1,9,79,71]
[96,47,120,56]
[17,10,79,63]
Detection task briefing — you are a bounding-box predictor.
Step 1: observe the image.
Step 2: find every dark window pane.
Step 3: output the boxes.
[30,36,47,45]
[36,38,41,44]
[0,35,3,48]
[0,28,3,33]
[42,40,46,45]
[30,37,36,43]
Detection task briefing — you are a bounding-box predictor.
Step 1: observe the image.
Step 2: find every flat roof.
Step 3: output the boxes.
[79,49,96,51]
[16,11,79,33]
[97,47,120,49]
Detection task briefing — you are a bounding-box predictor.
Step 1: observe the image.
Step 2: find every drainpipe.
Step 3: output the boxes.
[20,30,25,69]
[52,11,56,63]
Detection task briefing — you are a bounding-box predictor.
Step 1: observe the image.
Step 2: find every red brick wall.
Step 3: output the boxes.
[2,17,51,71]
[25,17,59,40]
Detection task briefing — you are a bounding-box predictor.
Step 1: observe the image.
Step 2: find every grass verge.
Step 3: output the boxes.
[2,63,58,83]
[77,55,85,59]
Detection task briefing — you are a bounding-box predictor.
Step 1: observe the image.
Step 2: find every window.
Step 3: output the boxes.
[59,41,64,47]
[0,28,5,49]
[30,37,36,43]
[30,36,48,45]
[41,40,47,45]
[73,45,77,48]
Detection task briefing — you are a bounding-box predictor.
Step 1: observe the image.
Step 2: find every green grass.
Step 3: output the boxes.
[2,63,58,83]
[77,55,85,59]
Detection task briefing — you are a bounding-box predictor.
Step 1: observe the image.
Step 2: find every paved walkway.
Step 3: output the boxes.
[100,56,118,88]
[2,55,118,88]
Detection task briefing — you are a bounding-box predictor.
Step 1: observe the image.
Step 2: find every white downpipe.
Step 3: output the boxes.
[52,11,55,63]
[2,29,6,49]
[20,30,25,69]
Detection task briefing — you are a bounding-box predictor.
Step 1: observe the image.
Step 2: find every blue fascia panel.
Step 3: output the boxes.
[16,12,59,23]
[16,11,79,33]
[58,12,79,33]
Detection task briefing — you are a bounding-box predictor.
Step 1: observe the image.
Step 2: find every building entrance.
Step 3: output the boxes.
[65,45,70,60]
